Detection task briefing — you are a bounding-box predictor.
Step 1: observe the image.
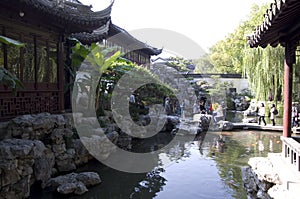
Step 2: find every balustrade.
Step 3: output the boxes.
[281,136,300,172]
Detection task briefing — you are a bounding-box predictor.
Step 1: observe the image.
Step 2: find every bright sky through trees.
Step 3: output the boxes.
[81,0,270,52]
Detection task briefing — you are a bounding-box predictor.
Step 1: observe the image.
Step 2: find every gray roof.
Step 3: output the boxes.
[0,0,113,33]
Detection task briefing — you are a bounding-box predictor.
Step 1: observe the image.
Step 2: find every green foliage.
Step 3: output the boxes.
[0,35,25,47]
[69,41,121,113]
[0,35,25,95]
[195,2,287,103]
[194,54,215,73]
[207,4,269,75]
[69,41,173,116]
[241,3,285,102]
[243,45,284,101]
[166,56,195,72]
[0,67,24,95]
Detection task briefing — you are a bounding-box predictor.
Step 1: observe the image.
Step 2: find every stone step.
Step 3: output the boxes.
[267,153,300,198]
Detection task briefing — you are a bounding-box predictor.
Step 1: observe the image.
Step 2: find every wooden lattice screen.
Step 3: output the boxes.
[0,90,60,121]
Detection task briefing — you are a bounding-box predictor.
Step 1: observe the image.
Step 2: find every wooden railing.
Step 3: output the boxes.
[281,136,300,172]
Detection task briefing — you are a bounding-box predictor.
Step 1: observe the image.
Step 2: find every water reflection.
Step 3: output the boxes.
[31,130,282,199]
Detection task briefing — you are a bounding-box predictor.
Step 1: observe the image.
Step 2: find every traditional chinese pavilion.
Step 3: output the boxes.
[0,0,161,121]
[248,0,300,172]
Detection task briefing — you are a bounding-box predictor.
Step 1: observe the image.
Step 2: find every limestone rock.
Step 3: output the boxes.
[34,149,55,187]
[218,121,234,131]
[45,172,101,195]
[248,157,281,184]
[75,172,101,186]
[57,181,88,195]
[0,139,47,197]
[73,139,92,166]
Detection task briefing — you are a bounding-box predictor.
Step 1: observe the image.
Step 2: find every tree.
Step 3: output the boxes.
[193,53,215,73]
[198,3,288,102]
[241,4,285,102]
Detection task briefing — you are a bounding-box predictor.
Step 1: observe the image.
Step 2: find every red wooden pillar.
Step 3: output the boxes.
[283,44,296,137]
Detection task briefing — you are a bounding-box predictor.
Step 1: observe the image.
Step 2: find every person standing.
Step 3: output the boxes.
[292,103,298,127]
[164,96,171,115]
[258,102,266,126]
[129,93,136,104]
[270,103,276,126]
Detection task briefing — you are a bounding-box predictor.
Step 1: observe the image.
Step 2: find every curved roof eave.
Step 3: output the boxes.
[247,0,300,48]
[5,0,113,32]
[108,24,162,56]
[71,20,111,44]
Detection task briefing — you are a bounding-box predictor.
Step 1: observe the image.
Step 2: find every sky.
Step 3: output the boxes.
[80,0,270,56]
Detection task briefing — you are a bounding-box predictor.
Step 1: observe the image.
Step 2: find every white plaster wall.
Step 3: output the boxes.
[196,77,249,93]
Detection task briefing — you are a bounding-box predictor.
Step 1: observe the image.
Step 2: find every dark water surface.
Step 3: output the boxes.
[31,130,282,199]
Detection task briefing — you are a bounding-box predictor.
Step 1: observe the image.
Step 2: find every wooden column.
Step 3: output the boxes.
[283,43,296,137]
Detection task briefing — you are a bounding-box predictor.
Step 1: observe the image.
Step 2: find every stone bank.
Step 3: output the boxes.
[0,113,115,198]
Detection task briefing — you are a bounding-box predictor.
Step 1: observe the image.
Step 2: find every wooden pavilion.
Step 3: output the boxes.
[248,0,300,172]
[0,0,112,120]
[0,0,162,121]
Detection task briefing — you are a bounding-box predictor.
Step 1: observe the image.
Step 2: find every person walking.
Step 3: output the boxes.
[258,102,266,126]
[270,103,276,126]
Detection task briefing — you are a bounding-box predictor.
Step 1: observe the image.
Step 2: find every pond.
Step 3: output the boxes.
[31,129,282,199]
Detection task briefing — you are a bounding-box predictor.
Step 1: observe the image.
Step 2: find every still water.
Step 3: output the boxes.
[32,130,282,199]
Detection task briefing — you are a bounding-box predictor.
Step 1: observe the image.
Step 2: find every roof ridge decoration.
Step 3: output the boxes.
[248,0,300,48]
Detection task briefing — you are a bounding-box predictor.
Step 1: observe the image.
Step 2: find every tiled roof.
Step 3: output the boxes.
[1,0,113,33]
[71,20,111,43]
[107,24,162,56]
[72,23,162,56]
[247,0,300,48]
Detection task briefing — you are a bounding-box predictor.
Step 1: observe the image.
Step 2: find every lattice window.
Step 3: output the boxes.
[0,91,60,121]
